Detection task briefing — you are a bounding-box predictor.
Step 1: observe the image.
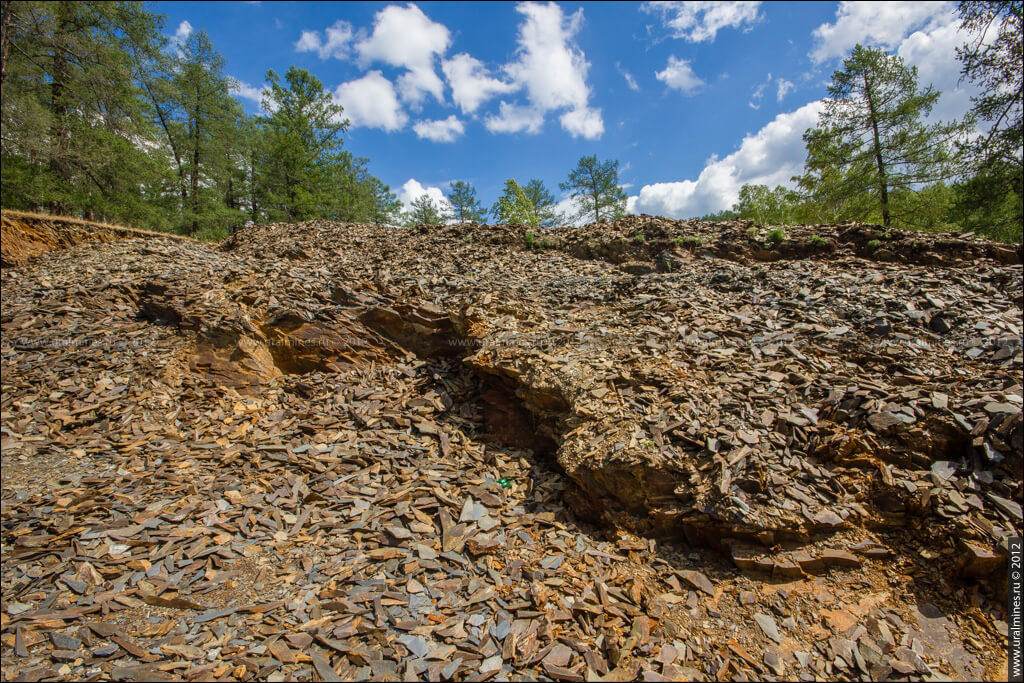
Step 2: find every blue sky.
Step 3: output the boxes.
[148,1,978,219]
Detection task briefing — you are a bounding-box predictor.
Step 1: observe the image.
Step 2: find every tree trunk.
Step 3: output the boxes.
[191,102,200,234]
[1,0,13,92]
[863,73,890,227]
[49,12,71,214]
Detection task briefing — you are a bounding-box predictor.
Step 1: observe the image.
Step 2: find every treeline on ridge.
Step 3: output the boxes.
[0,1,1020,243]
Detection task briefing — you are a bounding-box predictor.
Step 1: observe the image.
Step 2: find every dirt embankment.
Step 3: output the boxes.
[1,210,192,267]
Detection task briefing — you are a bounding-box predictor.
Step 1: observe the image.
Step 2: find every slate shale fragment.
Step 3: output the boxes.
[1,211,1019,681]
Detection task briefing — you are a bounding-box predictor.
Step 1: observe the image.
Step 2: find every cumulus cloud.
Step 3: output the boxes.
[810,1,953,63]
[500,1,604,139]
[895,13,980,123]
[560,106,604,139]
[295,20,353,60]
[630,100,825,218]
[629,1,980,221]
[332,71,408,131]
[289,2,604,140]
[399,179,451,213]
[441,53,517,114]
[413,115,465,142]
[776,78,795,102]
[173,20,193,45]
[484,102,545,134]
[810,2,980,123]
[356,3,451,105]
[642,1,763,42]
[655,56,705,94]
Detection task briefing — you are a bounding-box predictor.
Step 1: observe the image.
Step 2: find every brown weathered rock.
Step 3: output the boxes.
[1,211,1018,682]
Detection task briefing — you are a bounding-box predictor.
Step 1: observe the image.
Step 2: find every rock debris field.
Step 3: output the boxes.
[1,210,1021,682]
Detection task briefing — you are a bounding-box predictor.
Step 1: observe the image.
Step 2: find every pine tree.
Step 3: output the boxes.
[173,30,245,234]
[406,194,450,226]
[956,1,1022,174]
[559,156,627,224]
[446,180,487,222]
[523,179,562,227]
[257,66,348,222]
[798,45,968,227]
[1,1,169,224]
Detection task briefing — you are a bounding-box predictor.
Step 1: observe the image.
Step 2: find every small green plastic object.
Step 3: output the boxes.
[498,477,512,488]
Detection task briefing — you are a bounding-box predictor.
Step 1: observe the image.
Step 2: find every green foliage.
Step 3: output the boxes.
[559,156,627,224]
[522,179,562,227]
[405,194,450,226]
[867,239,881,249]
[492,179,539,225]
[956,2,1022,175]
[746,226,759,238]
[446,181,487,223]
[952,3,1023,243]
[193,224,229,242]
[698,208,741,221]
[256,66,349,222]
[522,230,554,250]
[766,227,787,245]
[633,232,645,243]
[0,1,170,224]
[171,30,246,234]
[681,236,702,247]
[797,45,969,227]
[1,2,396,234]
[949,159,1023,242]
[810,235,828,245]
[732,184,801,225]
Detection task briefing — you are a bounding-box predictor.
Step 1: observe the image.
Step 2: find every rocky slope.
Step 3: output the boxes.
[2,211,1021,681]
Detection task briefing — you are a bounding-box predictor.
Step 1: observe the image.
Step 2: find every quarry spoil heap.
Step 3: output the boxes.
[1,210,1021,681]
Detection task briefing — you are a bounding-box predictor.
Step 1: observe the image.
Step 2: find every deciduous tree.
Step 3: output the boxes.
[491,179,538,225]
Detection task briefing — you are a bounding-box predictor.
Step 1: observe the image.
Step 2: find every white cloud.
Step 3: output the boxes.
[173,20,193,45]
[748,71,771,109]
[356,3,450,105]
[629,1,981,221]
[399,179,451,213]
[776,78,795,102]
[655,56,705,94]
[631,100,824,218]
[560,106,604,139]
[295,20,353,60]
[809,2,981,124]
[441,53,517,114]
[229,79,265,104]
[810,1,952,63]
[332,71,408,131]
[484,102,544,134]
[552,196,587,225]
[617,62,640,91]
[896,14,980,123]
[502,1,604,139]
[413,115,465,142]
[642,1,763,42]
